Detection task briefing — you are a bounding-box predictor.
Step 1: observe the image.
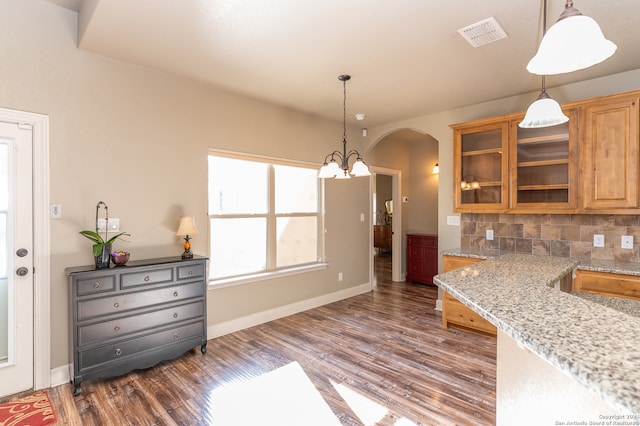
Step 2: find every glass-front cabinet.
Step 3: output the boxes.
[509,109,578,212]
[452,120,509,212]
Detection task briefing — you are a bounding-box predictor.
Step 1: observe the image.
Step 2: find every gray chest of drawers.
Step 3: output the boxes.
[66,256,208,395]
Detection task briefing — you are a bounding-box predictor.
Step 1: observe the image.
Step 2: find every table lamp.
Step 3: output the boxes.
[176,216,198,259]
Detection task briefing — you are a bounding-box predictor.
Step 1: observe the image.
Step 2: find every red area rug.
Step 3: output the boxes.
[0,391,56,426]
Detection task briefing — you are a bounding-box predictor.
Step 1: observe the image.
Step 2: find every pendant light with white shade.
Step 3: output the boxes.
[520,0,569,129]
[527,0,616,75]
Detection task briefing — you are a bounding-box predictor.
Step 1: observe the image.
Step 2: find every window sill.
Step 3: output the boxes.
[207,262,329,290]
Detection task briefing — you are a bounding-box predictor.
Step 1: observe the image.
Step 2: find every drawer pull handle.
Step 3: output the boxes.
[115,348,122,356]
[114,302,120,309]
[173,313,178,319]
[173,291,179,297]
[114,325,120,332]
[188,270,193,276]
[144,276,150,282]
[93,282,101,289]
[174,334,179,340]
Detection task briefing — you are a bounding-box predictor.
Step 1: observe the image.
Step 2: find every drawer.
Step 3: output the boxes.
[408,235,437,248]
[76,275,116,296]
[120,267,174,289]
[443,292,496,336]
[77,301,205,346]
[77,281,204,321]
[442,255,484,272]
[574,270,640,300]
[78,321,204,372]
[177,263,205,281]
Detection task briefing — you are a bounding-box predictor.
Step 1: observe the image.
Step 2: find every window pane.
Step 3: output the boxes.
[0,143,7,210]
[208,156,268,215]
[210,218,266,278]
[274,165,318,213]
[276,217,317,268]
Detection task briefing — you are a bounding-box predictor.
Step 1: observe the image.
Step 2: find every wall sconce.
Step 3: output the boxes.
[176,216,198,259]
[432,163,439,174]
[461,176,480,191]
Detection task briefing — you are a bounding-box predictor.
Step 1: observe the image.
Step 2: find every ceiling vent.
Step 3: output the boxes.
[458,17,508,48]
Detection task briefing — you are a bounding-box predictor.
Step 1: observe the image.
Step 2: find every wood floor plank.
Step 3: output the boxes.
[4,253,496,425]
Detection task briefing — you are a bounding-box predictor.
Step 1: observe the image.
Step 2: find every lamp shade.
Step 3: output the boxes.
[519,91,569,128]
[527,15,616,75]
[350,159,371,177]
[318,161,340,178]
[335,169,351,179]
[176,216,198,236]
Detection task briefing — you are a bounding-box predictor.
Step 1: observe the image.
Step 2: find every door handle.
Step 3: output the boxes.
[16,267,29,276]
[16,248,28,257]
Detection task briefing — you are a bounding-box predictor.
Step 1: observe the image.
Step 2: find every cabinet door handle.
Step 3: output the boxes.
[173,291,179,297]
[174,334,179,340]
[114,325,120,332]
[93,282,101,289]
[114,302,120,309]
[144,276,150,282]
[173,313,178,319]
[114,348,122,356]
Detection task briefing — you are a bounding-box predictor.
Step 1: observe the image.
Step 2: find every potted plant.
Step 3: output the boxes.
[80,201,130,269]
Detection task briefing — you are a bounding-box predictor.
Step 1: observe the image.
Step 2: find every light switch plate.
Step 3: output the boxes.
[97,218,120,232]
[446,215,460,226]
[593,234,605,248]
[622,235,634,249]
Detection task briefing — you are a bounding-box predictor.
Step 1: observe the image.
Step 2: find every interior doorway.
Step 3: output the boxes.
[371,167,402,285]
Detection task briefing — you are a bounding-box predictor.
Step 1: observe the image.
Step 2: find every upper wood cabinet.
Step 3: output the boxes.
[509,108,579,213]
[582,92,640,211]
[452,119,509,212]
[451,89,640,214]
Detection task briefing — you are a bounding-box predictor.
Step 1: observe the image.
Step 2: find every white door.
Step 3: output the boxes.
[0,120,34,397]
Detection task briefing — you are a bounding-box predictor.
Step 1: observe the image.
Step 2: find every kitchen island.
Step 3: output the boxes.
[434,253,640,423]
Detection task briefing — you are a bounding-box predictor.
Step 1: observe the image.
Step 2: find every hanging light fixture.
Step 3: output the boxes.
[527,0,616,75]
[520,0,569,129]
[319,75,371,179]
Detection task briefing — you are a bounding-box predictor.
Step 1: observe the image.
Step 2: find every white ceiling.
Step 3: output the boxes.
[48,0,640,127]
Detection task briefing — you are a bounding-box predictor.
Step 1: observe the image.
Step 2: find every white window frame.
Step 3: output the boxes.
[208,149,328,289]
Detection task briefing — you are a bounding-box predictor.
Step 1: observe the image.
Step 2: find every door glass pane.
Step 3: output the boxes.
[208,156,268,215]
[276,217,317,267]
[0,141,8,363]
[210,218,266,279]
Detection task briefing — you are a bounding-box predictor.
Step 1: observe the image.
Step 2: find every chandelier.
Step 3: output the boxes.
[318,75,371,179]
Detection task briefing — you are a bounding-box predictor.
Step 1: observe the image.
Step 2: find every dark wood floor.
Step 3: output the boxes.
[8,253,497,425]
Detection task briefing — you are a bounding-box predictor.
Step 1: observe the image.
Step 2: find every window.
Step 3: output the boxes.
[208,151,324,284]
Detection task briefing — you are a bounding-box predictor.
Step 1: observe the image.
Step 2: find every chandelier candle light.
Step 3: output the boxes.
[176,216,198,259]
[319,75,371,179]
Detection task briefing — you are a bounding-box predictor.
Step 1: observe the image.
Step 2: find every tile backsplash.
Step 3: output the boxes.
[461,213,640,263]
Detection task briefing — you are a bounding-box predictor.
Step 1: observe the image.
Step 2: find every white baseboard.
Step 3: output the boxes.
[50,364,70,388]
[50,282,372,387]
[208,282,371,338]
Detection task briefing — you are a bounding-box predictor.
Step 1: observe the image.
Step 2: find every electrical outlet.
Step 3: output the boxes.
[622,235,634,249]
[593,234,605,248]
[50,203,62,219]
[486,229,494,241]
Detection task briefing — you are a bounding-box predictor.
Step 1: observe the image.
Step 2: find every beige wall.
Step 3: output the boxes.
[2,0,371,369]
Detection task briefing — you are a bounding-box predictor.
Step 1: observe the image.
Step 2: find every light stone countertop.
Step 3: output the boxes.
[433,253,640,414]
